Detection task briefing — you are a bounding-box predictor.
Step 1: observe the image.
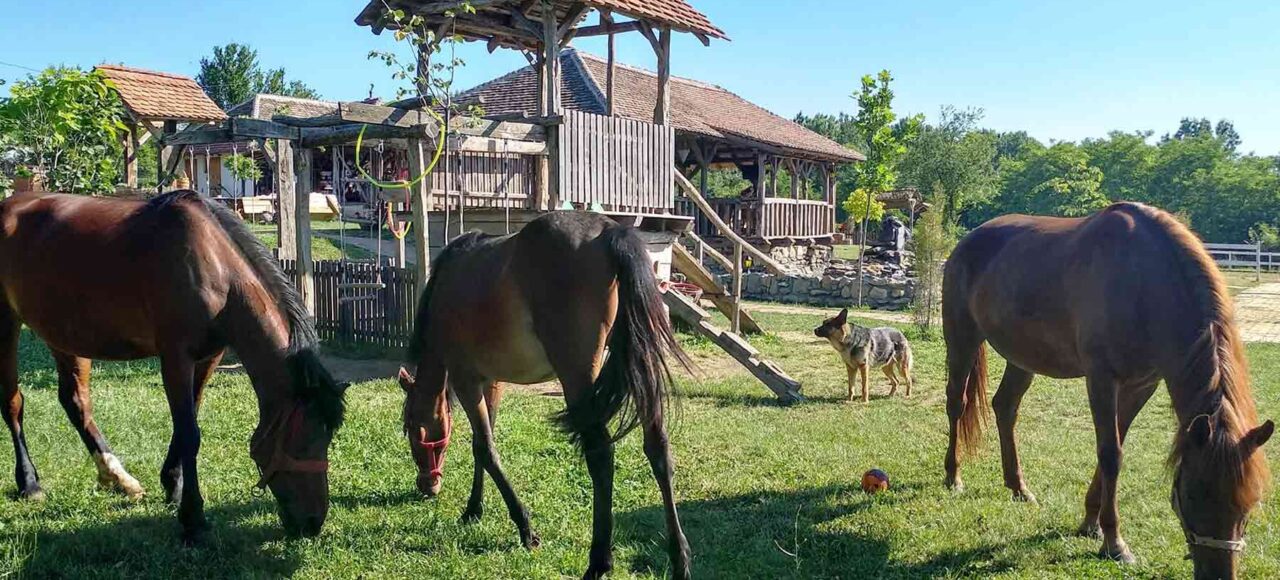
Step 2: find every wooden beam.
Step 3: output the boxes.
[123,123,140,188]
[573,19,642,38]
[293,147,315,314]
[451,135,548,155]
[653,27,671,125]
[407,138,432,289]
[339,102,436,130]
[454,118,545,141]
[157,120,179,193]
[557,2,588,39]
[298,123,435,148]
[540,2,561,116]
[604,11,616,116]
[230,117,301,141]
[272,112,343,128]
[275,139,298,260]
[162,126,234,146]
[675,171,788,276]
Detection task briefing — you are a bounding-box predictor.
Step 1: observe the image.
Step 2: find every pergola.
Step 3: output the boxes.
[354,0,727,124]
[95,65,227,189]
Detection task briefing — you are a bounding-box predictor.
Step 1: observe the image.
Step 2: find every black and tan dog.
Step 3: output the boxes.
[813,308,913,402]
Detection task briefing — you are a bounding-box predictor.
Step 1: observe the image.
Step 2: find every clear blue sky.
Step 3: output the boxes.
[4,0,1278,154]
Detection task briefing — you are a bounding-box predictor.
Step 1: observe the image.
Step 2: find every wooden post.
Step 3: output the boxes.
[123,123,140,188]
[407,139,432,289]
[755,151,767,238]
[653,27,672,125]
[732,240,743,335]
[293,146,315,314]
[275,139,298,260]
[541,3,561,117]
[1257,241,1263,282]
[156,120,178,193]
[603,11,616,116]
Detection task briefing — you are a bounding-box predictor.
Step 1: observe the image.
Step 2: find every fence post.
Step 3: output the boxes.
[1257,242,1263,282]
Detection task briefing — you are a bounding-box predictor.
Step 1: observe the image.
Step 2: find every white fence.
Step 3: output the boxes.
[1204,242,1280,276]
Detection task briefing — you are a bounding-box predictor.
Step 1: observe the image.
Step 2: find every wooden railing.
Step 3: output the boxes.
[559,110,675,214]
[760,198,834,239]
[427,151,540,211]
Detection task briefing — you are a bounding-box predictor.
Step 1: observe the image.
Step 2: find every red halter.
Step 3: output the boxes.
[416,413,452,478]
[251,404,330,489]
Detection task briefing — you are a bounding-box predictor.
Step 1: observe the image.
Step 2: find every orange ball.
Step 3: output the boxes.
[861,469,889,494]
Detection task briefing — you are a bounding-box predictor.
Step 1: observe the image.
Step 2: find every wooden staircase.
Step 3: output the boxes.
[663,288,804,405]
[671,243,763,334]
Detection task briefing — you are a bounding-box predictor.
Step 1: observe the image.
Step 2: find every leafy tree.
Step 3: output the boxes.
[1080,131,1156,203]
[197,43,321,110]
[977,142,1107,222]
[844,71,920,221]
[0,67,126,193]
[911,185,955,335]
[899,106,998,225]
[845,188,886,225]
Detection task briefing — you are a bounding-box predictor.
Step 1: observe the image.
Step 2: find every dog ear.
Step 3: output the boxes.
[836,308,849,324]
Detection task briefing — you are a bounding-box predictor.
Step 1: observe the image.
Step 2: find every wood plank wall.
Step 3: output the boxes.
[558,110,675,213]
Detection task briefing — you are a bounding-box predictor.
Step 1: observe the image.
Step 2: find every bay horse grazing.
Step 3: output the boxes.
[397,212,693,580]
[0,190,346,542]
[943,202,1272,578]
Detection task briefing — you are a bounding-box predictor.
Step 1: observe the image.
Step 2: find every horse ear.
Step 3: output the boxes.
[1187,414,1215,447]
[1242,420,1275,456]
[397,367,415,392]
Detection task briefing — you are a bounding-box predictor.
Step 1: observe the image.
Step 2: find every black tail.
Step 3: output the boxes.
[558,226,693,444]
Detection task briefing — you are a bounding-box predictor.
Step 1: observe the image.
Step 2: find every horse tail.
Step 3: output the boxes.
[957,342,989,457]
[558,226,693,444]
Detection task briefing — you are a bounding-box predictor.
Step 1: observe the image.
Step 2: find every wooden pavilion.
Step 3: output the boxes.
[94,64,227,190]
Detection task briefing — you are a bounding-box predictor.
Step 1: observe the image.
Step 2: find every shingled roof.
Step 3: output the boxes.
[356,0,725,42]
[226,94,340,120]
[95,64,226,123]
[455,50,863,163]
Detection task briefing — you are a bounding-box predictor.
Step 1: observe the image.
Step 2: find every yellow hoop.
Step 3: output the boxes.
[353,106,447,191]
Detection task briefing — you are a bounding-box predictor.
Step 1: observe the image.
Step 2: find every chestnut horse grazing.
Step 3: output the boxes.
[398,212,693,580]
[943,202,1272,579]
[0,191,345,542]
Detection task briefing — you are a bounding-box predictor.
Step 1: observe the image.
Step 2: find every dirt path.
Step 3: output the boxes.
[745,302,912,324]
[1235,282,1280,343]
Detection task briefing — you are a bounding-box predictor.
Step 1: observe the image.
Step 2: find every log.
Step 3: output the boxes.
[675,172,788,276]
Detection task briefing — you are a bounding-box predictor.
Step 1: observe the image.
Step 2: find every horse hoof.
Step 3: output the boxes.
[522,531,541,550]
[20,488,46,502]
[1011,489,1037,504]
[581,563,612,580]
[460,507,483,524]
[1077,522,1102,539]
[944,477,964,493]
[181,527,207,547]
[1099,543,1136,565]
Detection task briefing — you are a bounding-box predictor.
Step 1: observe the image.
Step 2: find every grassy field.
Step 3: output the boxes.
[249,223,373,262]
[2,309,1279,578]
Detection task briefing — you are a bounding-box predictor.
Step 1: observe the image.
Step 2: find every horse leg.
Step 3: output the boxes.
[457,376,537,548]
[462,381,504,523]
[0,316,40,500]
[1078,380,1157,539]
[1085,368,1134,564]
[160,353,205,543]
[642,414,691,580]
[161,351,222,504]
[52,351,144,499]
[992,364,1036,503]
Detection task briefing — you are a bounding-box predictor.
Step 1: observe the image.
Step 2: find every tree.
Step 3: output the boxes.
[197,43,321,110]
[1080,131,1155,203]
[991,142,1108,218]
[911,185,955,335]
[845,70,920,305]
[898,106,999,225]
[0,67,126,194]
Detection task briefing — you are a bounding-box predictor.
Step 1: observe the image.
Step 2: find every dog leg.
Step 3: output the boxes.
[883,365,898,396]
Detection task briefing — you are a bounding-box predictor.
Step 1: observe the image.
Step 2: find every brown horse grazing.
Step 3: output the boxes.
[397,211,693,580]
[943,202,1272,578]
[0,190,346,542]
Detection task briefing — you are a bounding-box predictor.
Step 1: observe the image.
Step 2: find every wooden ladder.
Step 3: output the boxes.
[663,288,803,405]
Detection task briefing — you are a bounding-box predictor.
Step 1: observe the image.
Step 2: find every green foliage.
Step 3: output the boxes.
[844,188,885,224]
[225,154,261,181]
[0,67,126,194]
[911,186,955,335]
[702,168,751,199]
[842,71,921,222]
[991,142,1108,218]
[1249,222,1280,251]
[898,107,999,224]
[197,43,321,110]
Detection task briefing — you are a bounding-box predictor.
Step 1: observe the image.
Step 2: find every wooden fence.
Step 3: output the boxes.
[280,259,418,349]
[429,150,540,210]
[559,110,675,214]
[1205,242,1280,275]
[760,198,834,239]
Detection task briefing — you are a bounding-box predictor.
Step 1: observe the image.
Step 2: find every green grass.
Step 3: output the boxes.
[249,223,373,262]
[2,312,1279,578]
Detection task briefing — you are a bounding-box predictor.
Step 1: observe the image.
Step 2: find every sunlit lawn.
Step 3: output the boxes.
[2,310,1279,578]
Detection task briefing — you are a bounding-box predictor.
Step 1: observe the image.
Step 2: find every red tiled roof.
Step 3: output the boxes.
[95,64,226,123]
[226,94,339,120]
[585,0,725,39]
[456,50,863,163]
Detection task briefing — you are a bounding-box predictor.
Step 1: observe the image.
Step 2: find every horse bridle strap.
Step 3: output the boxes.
[252,405,329,489]
[1172,491,1247,554]
[416,414,452,478]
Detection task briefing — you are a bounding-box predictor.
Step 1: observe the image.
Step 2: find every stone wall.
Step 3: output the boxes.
[719,269,915,311]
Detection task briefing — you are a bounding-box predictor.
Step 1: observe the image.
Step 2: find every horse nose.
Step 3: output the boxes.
[417,474,442,498]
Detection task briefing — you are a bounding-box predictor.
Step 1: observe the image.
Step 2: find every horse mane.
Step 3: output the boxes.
[142,191,344,428]
[1121,203,1269,509]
